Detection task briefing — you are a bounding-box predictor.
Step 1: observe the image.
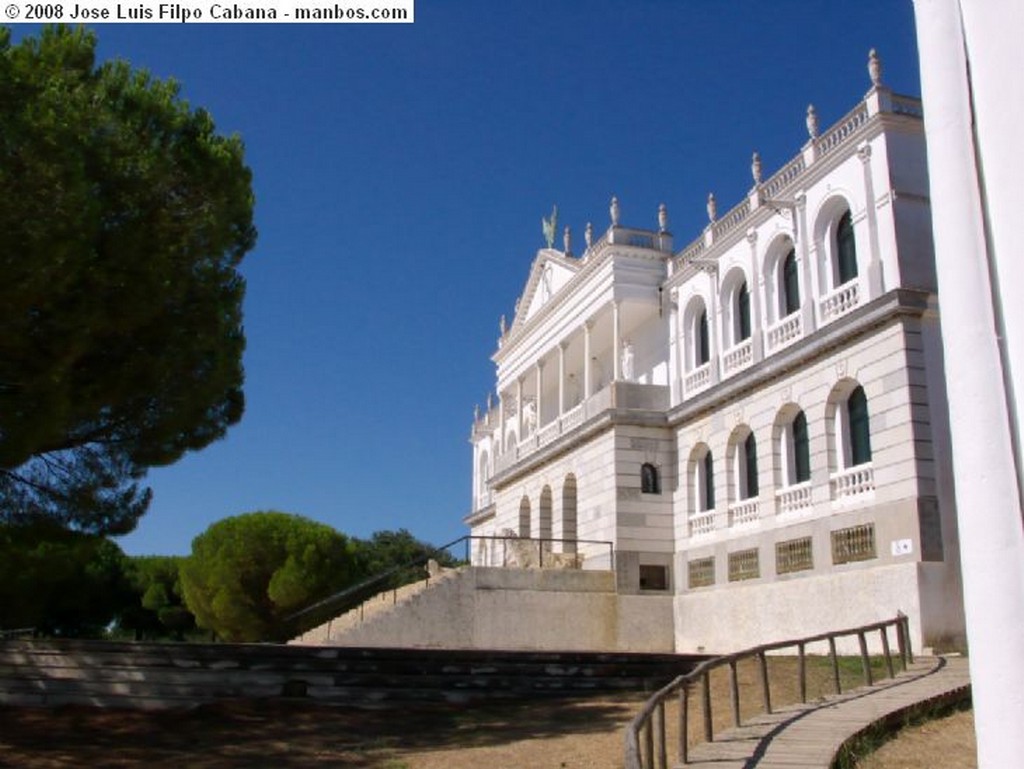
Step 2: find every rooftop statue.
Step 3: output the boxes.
[541,204,558,249]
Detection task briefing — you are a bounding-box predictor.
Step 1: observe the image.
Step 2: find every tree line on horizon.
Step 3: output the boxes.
[0,513,458,643]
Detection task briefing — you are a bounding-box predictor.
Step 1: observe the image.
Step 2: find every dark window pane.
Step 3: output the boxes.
[837,211,858,285]
[738,282,751,340]
[793,411,811,483]
[848,386,872,465]
[744,432,758,498]
[783,250,801,314]
[703,451,715,511]
[698,310,709,365]
[641,463,660,494]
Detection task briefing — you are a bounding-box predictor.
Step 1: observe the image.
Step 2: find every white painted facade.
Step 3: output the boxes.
[467,55,966,655]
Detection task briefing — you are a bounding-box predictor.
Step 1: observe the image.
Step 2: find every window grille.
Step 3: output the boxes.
[776,537,814,574]
[831,523,876,564]
[728,548,760,582]
[688,557,715,588]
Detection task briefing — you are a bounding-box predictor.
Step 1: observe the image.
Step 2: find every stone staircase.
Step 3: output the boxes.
[292,567,461,645]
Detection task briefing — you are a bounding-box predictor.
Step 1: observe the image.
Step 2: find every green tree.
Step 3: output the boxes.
[180,512,360,643]
[0,522,131,637]
[119,555,195,640]
[0,26,256,535]
[355,528,460,588]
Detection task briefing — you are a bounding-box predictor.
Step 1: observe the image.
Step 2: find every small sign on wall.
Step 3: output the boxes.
[891,538,913,556]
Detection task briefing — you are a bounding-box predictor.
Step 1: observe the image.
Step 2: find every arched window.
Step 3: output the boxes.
[742,432,759,499]
[782,249,800,315]
[697,309,710,365]
[847,386,872,466]
[836,210,857,285]
[561,475,578,554]
[641,463,661,494]
[692,448,715,512]
[736,281,751,342]
[792,411,811,483]
[518,496,531,538]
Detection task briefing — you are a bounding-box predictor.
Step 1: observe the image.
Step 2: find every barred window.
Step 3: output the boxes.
[776,537,814,574]
[688,557,715,588]
[728,548,760,582]
[831,523,876,564]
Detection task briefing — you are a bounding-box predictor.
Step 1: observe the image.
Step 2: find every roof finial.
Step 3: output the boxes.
[706,193,717,224]
[585,221,594,250]
[610,196,620,227]
[563,225,572,255]
[751,151,763,185]
[541,205,558,249]
[658,203,669,233]
[868,48,883,87]
[806,104,819,139]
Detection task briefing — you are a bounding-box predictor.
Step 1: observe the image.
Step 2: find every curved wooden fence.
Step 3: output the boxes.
[623,613,912,769]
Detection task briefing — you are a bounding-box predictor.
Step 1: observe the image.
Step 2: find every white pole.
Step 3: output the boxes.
[913,2,1024,766]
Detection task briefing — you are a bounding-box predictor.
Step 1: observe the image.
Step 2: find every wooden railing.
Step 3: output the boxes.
[623,613,912,769]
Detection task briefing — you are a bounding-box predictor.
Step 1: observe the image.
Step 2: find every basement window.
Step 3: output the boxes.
[639,564,669,591]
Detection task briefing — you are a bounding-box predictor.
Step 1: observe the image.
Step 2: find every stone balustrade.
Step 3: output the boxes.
[830,463,875,502]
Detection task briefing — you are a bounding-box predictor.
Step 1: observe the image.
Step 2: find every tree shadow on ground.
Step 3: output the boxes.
[0,693,648,768]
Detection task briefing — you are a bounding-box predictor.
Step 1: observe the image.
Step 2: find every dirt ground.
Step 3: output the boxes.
[0,696,979,769]
[0,658,977,769]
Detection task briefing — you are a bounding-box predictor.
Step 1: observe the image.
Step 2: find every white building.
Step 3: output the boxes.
[467,52,966,654]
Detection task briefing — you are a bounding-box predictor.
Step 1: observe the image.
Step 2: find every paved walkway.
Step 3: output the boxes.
[683,655,971,768]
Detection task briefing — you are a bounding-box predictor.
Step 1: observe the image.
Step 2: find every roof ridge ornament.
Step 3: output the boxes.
[806,104,819,139]
[706,193,717,224]
[658,203,669,233]
[541,204,558,249]
[751,151,763,185]
[563,225,572,256]
[610,196,620,227]
[868,48,883,88]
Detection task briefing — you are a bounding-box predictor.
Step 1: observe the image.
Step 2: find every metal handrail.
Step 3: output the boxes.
[624,612,912,769]
[0,627,35,640]
[285,534,614,637]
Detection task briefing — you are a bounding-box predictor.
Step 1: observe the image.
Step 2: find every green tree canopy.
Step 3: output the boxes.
[0,26,256,535]
[119,555,195,640]
[180,512,360,643]
[0,521,130,636]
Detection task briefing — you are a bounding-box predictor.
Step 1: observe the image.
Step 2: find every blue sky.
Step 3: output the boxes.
[13,1,923,556]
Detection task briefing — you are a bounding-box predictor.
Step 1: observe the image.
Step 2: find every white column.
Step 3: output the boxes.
[914,3,1024,767]
[796,194,817,335]
[747,230,764,361]
[498,393,506,452]
[858,144,884,299]
[612,301,622,381]
[668,291,680,404]
[515,378,524,440]
[557,343,566,416]
[583,320,593,399]
[708,269,721,384]
[534,361,543,430]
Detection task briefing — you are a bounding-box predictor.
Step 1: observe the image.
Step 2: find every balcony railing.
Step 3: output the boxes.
[775,481,812,516]
[819,280,861,323]
[684,362,712,395]
[688,511,716,538]
[721,338,753,377]
[766,312,803,352]
[728,499,760,527]
[830,463,875,502]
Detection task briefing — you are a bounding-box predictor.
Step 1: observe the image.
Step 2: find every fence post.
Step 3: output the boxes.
[728,659,741,727]
[758,651,772,713]
[643,719,654,769]
[829,636,841,694]
[858,631,873,686]
[679,684,689,766]
[902,613,914,664]
[798,642,807,703]
[656,701,667,769]
[880,626,895,679]
[896,614,908,669]
[702,671,713,743]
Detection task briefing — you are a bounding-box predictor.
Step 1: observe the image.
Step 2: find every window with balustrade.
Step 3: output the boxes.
[782,249,800,315]
[730,427,759,501]
[847,386,871,466]
[690,446,715,513]
[836,210,858,285]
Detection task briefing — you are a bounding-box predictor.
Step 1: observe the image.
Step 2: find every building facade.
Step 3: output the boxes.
[466,54,966,654]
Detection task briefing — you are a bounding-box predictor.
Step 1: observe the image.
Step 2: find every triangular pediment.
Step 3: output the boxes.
[511,249,580,329]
